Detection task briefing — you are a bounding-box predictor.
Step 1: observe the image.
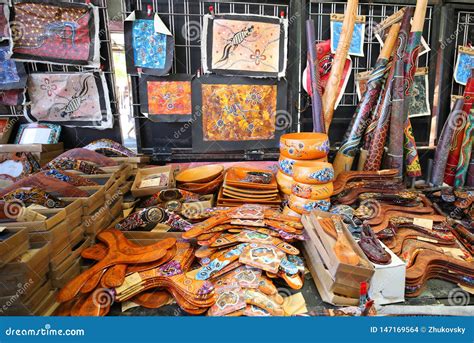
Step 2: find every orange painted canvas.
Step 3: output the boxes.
[147,81,192,115]
[202,84,277,141]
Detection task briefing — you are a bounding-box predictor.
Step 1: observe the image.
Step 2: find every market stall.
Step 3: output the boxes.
[0,0,472,318]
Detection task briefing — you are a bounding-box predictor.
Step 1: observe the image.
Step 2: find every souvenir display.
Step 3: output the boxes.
[454,46,474,86]
[0,45,27,90]
[10,1,100,66]
[321,0,358,132]
[139,75,192,122]
[53,148,117,167]
[46,157,106,175]
[330,14,365,57]
[202,14,288,77]
[124,10,174,76]
[14,123,61,144]
[2,186,63,208]
[176,164,224,195]
[192,76,287,152]
[0,152,40,180]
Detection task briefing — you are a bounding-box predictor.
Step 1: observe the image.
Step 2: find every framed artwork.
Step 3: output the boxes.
[202,14,288,77]
[25,72,113,129]
[10,0,100,66]
[0,44,27,90]
[14,123,61,144]
[330,14,365,57]
[139,74,193,122]
[408,67,431,118]
[454,46,474,86]
[192,75,288,152]
[0,88,25,106]
[124,11,174,76]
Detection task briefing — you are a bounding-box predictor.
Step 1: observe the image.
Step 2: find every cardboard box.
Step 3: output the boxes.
[0,227,29,265]
[303,211,374,289]
[131,165,175,197]
[368,241,406,305]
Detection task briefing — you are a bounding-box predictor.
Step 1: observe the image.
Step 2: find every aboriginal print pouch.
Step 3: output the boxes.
[124,10,174,76]
[201,14,288,78]
[25,72,113,129]
[454,46,474,86]
[192,75,288,153]
[139,74,193,122]
[0,44,27,90]
[10,0,100,66]
[330,14,365,57]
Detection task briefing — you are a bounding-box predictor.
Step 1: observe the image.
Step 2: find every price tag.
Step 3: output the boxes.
[140,176,162,188]
[413,217,433,230]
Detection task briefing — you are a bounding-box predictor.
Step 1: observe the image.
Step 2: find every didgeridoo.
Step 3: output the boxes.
[306,19,325,133]
[333,23,399,176]
[385,7,414,175]
[321,0,358,132]
[402,0,428,178]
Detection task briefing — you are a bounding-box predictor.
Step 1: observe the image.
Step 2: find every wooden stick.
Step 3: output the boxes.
[333,23,399,176]
[402,0,428,178]
[321,0,358,132]
[306,19,325,133]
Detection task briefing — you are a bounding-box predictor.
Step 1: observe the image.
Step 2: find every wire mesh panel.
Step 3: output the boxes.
[303,1,436,147]
[124,0,298,160]
[2,0,122,148]
[450,10,474,98]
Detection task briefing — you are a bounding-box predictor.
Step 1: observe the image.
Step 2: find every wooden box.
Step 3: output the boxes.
[29,221,69,257]
[51,259,80,289]
[302,211,374,290]
[0,279,52,316]
[131,165,175,197]
[0,227,29,265]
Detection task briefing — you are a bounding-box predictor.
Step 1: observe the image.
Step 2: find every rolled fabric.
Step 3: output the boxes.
[430,98,465,186]
[385,7,414,175]
[306,19,325,133]
[444,73,474,185]
[454,109,474,187]
[333,23,400,176]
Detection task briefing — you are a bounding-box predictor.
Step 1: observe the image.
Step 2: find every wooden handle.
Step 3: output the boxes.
[379,23,401,59]
[411,0,428,32]
[322,0,358,132]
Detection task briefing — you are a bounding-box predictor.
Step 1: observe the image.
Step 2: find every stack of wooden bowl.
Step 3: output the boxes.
[217,166,281,208]
[276,132,334,215]
[176,164,224,195]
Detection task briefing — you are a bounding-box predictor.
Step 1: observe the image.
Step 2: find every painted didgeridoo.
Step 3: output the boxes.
[306,19,325,133]
[429,98,465,186]
[444,72,474,185]
[401,0,428,178]
[385,8,414,175]
[363,37,398,171]
[454,109,474,187]
[333,23,399,176]
[321,0,358,132]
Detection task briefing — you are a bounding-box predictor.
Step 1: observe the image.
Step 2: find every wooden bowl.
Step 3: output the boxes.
[291,181,333,200]
[178,174,224,194]
[288,194,331,214]
[175,165,224,183]
[280,132,330,160]
[292,161,334,184]
[276,170,293,195]
[278,156,328,176]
